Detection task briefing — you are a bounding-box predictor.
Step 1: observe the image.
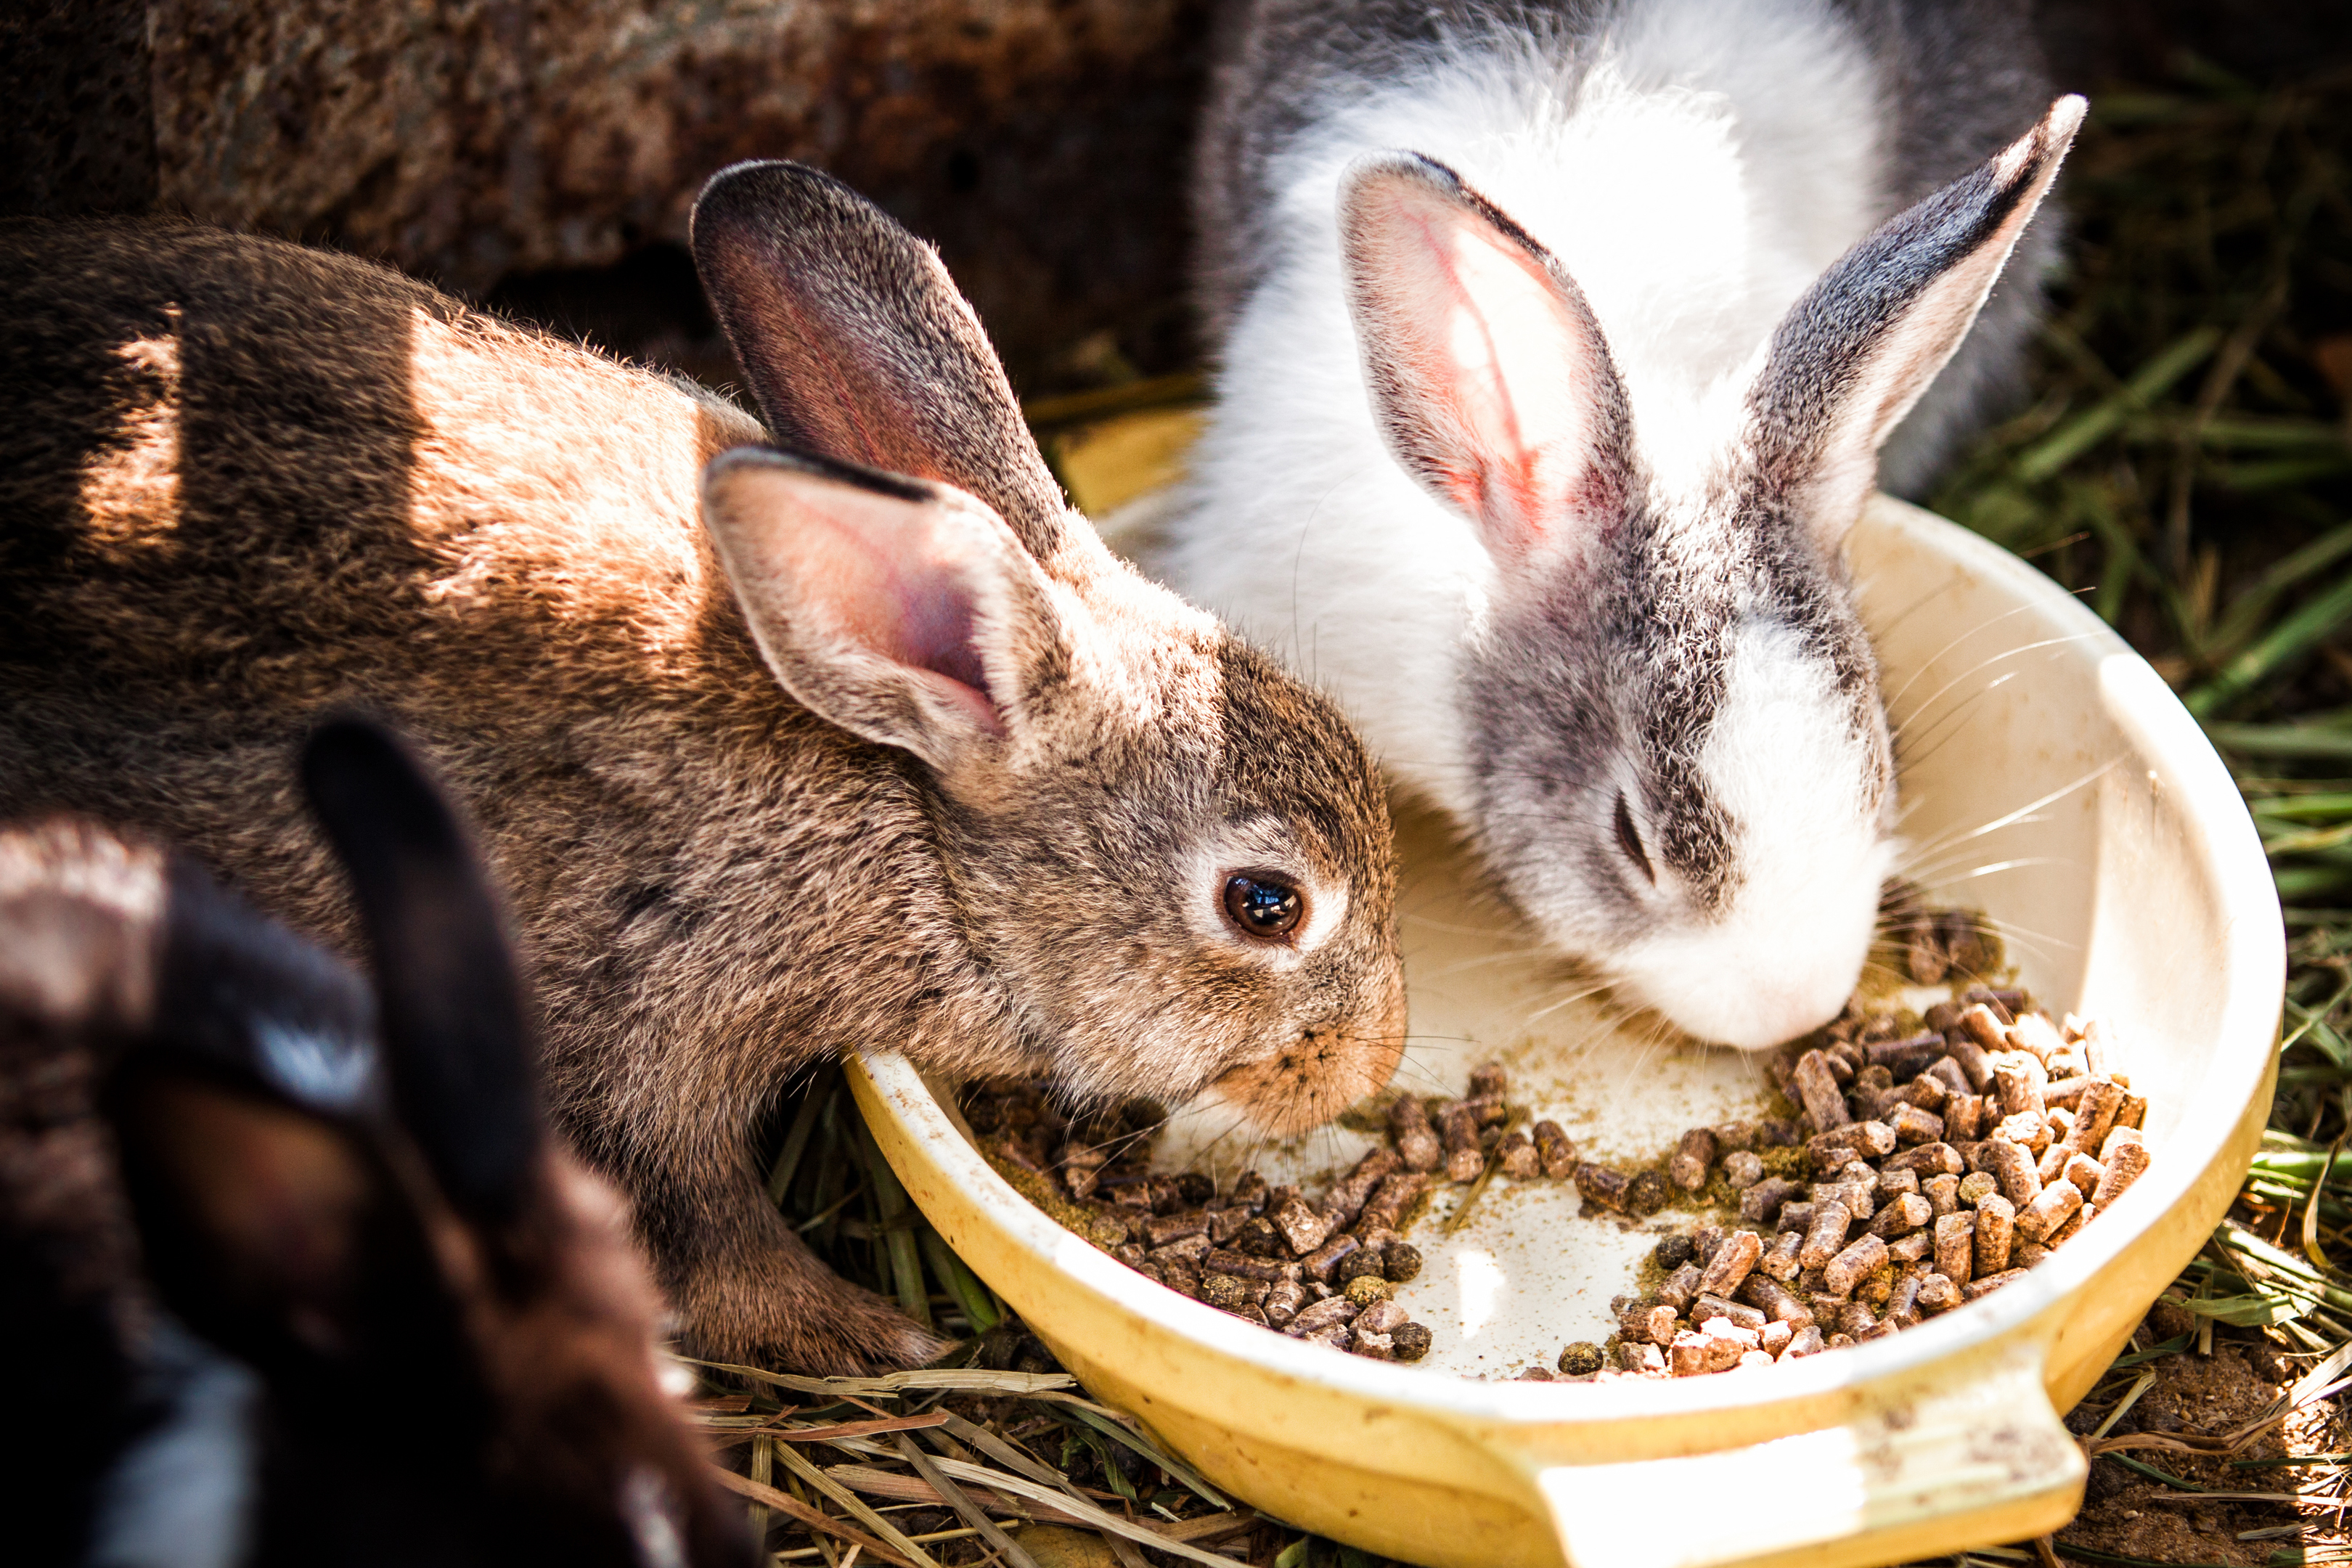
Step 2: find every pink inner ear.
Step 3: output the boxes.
[1349,170,1612,561]
[789,484,1006,734]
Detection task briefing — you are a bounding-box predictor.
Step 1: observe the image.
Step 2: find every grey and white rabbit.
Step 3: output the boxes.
[0,160,1406,1375]
[0,718,753,1568]
[1155,0,2080,1047]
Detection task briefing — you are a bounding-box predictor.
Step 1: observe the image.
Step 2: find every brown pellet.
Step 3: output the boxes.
[1792,1049,1853,1132]
[1996,1111,2052,1154]
[1323,1148,1402,1228]
[1693,1293,1767,1333]
[1799,1199,1855,1270]
[1974,1193,2016,1275]
[1356,1171,1429,1236]
[2062,1151,2104,1194]
[2005,1013,2065,1064]
[1993,1058,2048,1120]
[1885,1273,1924,1326]
[1889,1103,1945,1147]
[1741,1176,1803,1224]
[1498,1129,1540,1179]
[1890,1230,1934,1264]
[1391,1323,1433,1362]
[1759,1320,1794,1357]
[1577,1163,1631,1211]
[1621,1301,1679,1345]
[1389,1095,1444,1172]
[1822,1234,1888,1297]
[1882,1141,1965,1177]
[1923,1173,1961,1216]
[1625,1168,1673,1216]
[1145,1211,1211,1247]
[1301,1233,1361,1283]
[1954,1003,2009,1058]
[1957,1170,2000,1206]
[1337,1247,1387,1286]
[1979,1138,2043,1207]
[1808,1119,1897,1172]
[2014,1178,2083,1244]
[1777,1200,1815,1234]
[1670,1127,1719,1190]
[1696,1230,1766,1297]
[1869,1193,1933,1238]
[1782,1324,1826,1359]
[1438,1102,1485,1183]
[2119,1093,2147,1130]
[1283,1296,1358,1339]
[1943,1094,1988,1143]
[2092,1140,2150,1206]
[1832,1298,1880,1338]
[1736,1273,1815,1327]
[1944,1034,1997,1095]
[1532,1119,1577,1177]
[1203,1247,1289,1282]
[1723,1150,1766,1188]
[1932,1212,1975,1283]
[1355,1298,1406,1337]
[1916,1273,1961,1313]
[1264,1279,1307,1326]
[1759,1228,1805,1281]
[1924,1056,1974,1101]
[1962,1267,2028,1302]
[1270,1193,1332,1255]
[1658,1263,1703,1311]
[1469,1063,1509,1100]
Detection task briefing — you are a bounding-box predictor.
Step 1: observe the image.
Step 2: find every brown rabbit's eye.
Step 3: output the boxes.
[1222,873,1304,941]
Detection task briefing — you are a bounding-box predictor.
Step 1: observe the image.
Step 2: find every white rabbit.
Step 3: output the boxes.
[1156,0,2080,1045]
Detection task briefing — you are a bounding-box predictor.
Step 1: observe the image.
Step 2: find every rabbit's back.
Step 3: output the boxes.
[0,221,761,714]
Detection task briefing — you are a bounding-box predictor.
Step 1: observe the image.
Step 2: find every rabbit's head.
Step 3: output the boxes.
[690,161,1405,1135]
[1334,99,2083,1048]
[0,722,755,1567]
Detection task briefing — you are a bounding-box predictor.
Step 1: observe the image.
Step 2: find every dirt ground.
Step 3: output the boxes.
[2049,1312,2346,1568]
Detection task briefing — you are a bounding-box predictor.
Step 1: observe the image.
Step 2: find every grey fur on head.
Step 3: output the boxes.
[0,160,1406,1376]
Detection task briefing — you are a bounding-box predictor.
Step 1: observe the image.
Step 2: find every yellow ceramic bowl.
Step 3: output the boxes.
[849,495,2282,1568]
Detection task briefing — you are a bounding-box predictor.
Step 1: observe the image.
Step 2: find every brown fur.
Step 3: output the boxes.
[0,176,1405,1374]
[0,816,753,1567]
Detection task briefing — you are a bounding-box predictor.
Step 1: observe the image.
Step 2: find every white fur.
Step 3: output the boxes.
[1613,619,1895,1046]
[1164,0,1886,812]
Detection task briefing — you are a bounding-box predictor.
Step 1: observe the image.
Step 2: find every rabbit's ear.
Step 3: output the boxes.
[301,717,540,1224]
[110,1066,460,1378]
[1339,151,1633,568]
[1747,96,2085,538]
[690,159,1071,563]
[702,447,1067,779]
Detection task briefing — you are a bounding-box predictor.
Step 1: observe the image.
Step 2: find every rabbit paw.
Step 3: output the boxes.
[675,1246,947,1376]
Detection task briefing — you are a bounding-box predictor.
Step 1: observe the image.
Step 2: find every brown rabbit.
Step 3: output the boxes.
[0,160,1407,1375]
[0,719,754,1568]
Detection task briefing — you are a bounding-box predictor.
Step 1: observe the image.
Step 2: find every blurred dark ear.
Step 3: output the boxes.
[300,717,540,1223]
[689,158,1071,561]
[110,1069,446,1376]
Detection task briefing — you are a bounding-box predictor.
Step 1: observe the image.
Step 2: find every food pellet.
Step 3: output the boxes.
[1533,1119,1577,1177]
[975,963,2155,1386]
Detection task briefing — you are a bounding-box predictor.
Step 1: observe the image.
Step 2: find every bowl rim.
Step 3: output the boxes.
[859,497,2284,1430]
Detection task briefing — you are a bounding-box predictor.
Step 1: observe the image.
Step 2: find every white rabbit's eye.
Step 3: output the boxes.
[1614,793,1654,885]
[1222,872,1304,942]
